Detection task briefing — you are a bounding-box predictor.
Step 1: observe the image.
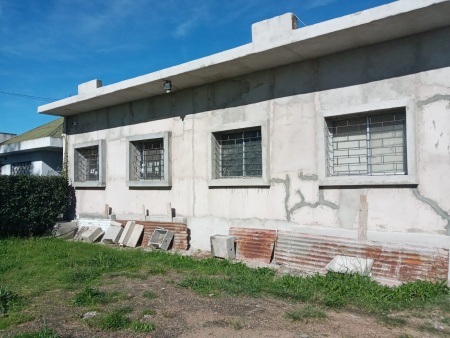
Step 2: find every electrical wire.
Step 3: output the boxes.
[0,90,59,102]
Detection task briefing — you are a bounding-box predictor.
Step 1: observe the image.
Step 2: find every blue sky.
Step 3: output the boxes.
[0,0,395,135]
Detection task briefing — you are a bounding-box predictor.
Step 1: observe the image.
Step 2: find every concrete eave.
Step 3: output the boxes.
[0,137,63,155]
[38,0,450,117]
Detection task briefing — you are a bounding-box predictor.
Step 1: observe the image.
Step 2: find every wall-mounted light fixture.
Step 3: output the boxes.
[163,80,172,93]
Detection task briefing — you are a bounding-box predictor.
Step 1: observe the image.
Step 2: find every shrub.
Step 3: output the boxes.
[0,176,71,237]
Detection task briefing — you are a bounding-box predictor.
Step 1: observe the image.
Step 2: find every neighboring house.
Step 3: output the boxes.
[0,133,16,144]
[0,118,64,176]
[38,1,450,282]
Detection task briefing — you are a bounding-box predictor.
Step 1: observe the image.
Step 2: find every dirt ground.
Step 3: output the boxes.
[3,271,450,338]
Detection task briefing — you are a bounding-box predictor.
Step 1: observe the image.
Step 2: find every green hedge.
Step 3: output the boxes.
[0,175,71,237]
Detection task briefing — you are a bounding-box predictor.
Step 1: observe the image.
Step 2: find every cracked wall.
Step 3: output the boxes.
[68,27,450,250]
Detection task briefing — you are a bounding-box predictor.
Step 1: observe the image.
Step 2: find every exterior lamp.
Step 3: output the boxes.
[164,80,172,93]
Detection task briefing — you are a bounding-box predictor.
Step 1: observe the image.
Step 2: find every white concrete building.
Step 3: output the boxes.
[39,1,450,283]
[0,118,63,176]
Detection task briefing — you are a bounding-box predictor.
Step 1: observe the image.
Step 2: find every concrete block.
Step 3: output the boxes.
[102,225,124,244]
[53,221,78,239]
[211,235,235,260]
[325,255,374,276]
[110,221,122,227]
[173,216,187,224]
[118,221,143,247]
[125,223,144,247]
[118,221,134,246]
[75,226,104,243]
[148,227,174,250]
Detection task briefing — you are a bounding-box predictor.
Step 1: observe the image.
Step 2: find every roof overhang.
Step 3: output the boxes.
[38,0,450,117]
[0,137,63,155]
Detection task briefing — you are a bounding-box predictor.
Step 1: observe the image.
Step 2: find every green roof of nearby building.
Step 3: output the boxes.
[2,118,63,145]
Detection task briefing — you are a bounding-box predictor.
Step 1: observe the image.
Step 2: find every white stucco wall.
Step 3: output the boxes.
[66,27,450,250]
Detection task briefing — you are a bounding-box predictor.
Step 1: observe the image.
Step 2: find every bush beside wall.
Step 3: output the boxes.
[0,175,70,237]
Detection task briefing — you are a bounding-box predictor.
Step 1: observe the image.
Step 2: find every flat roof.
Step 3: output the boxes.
[39,0,450,117]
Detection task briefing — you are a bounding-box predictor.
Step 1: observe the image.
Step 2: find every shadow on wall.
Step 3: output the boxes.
[65,184,77,221]
[66,27,450,135]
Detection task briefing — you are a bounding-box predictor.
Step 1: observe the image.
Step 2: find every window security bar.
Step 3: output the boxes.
[75,146,99,182]
[131,139,164,181]
[214,128,262,178]
[326,110,407,176]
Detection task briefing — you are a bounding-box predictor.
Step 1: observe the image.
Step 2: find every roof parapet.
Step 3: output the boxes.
[252,13,298,51]
[78,79,102,96]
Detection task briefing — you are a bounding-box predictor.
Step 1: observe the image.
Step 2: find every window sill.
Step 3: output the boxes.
[319,175,418,187]
[208,177,270,188]
[126,180,171,188]
[73,181,106,188]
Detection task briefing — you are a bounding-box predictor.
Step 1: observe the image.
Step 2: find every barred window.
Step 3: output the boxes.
[130,139,164,181]
[213,127,262,178]
[126,132,171,187]
[12,162,32,175]
[325,109,407,176]
[74,146,99,182]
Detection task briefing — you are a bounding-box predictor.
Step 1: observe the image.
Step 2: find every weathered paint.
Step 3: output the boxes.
[275,231,449,283]
[229,227,276,264]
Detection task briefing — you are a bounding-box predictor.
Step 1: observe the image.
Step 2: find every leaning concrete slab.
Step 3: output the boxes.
[118,221,135,246]
[77,226,104,243]
[124,223,144,247]
[53,221,78,239]
[102,225,123,244]
[74,226,90,241]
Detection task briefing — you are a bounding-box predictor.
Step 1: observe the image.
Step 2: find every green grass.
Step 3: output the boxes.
[1,237,449,333]
[0,285,19,314]
[143,290,157,299]
[72,286,117,306]
[285,304,327,321]
[131,321,156,333]
[94,307,133,331]
[12,327,60,338]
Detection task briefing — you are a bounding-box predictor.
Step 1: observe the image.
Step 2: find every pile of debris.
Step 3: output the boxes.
[52,220,174,250]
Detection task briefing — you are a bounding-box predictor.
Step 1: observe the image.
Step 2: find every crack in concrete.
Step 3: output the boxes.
[412,188,450,234]
[271,175,291,222]
[271,172,338,222]
[417,94,450,108]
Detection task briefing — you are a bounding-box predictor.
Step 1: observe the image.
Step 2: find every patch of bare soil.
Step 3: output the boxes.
[3,273,450,338]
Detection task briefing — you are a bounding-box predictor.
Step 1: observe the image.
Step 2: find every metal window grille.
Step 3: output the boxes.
[75,146,99,182]
[213,128,262,178]
[11,162,32,175]
[325,109,407,176]
[131,139,164,181]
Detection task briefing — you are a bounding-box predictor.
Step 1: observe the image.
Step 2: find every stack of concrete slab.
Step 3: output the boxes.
[102,222,124,244]
[74,226,104,243]
[118,221,144,247]
[53,221,79,239]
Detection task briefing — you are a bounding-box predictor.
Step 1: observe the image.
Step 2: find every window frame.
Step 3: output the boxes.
[11,161,32,175]
[208,120,270,187]
[126,131,171,188]
[72,140,106,188]
[317,99,417,187]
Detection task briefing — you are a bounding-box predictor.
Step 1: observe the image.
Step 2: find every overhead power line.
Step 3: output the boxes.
[0,90,59,102]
